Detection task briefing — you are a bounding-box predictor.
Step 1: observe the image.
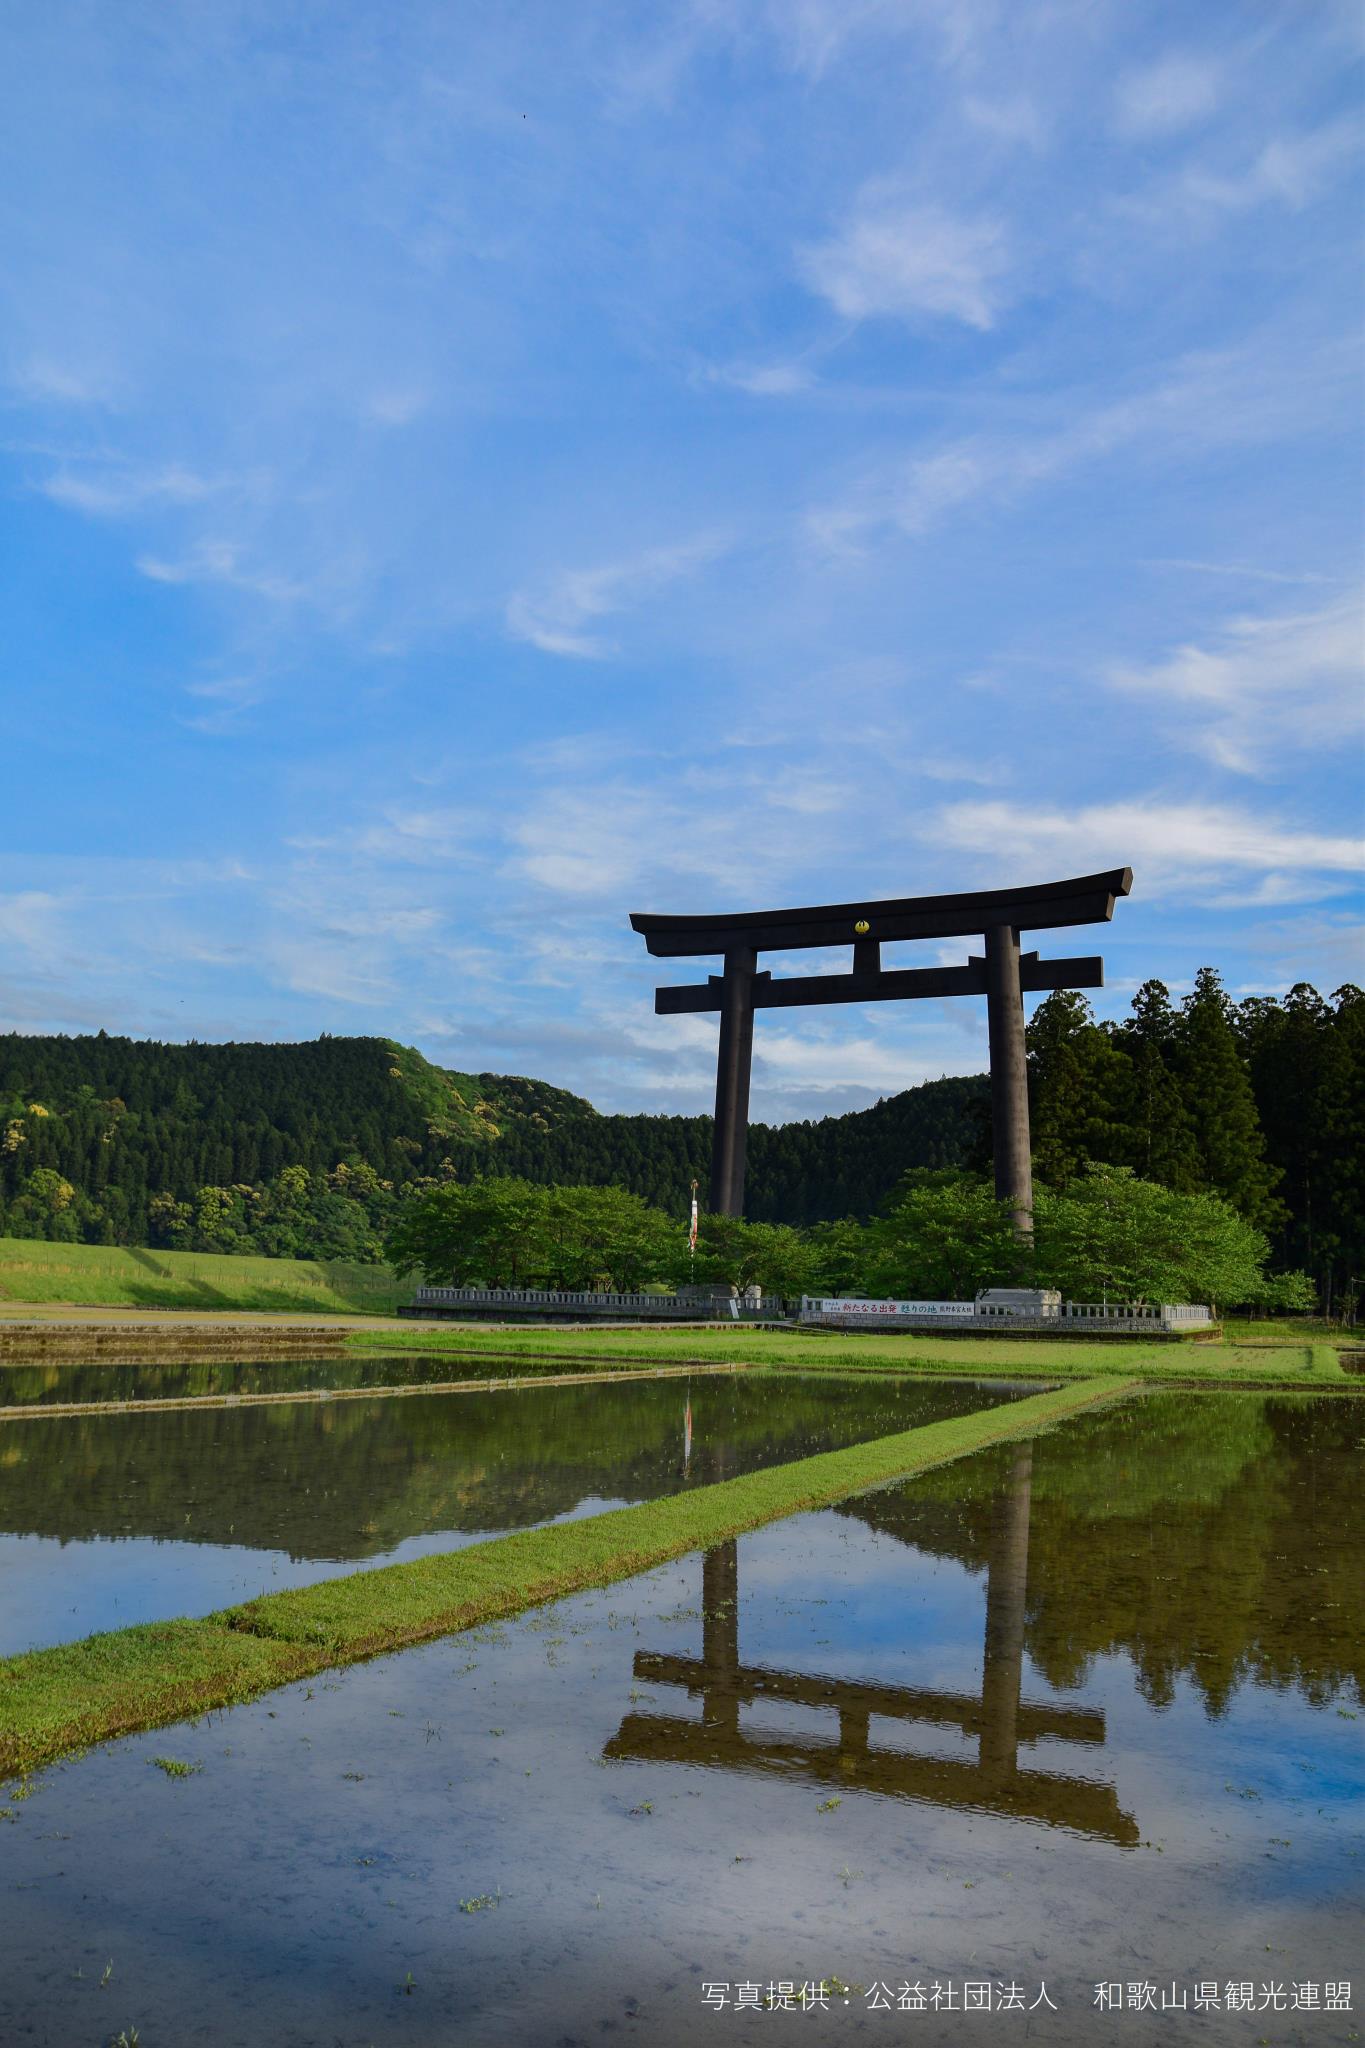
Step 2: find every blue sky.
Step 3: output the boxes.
[2,0,1362,1120]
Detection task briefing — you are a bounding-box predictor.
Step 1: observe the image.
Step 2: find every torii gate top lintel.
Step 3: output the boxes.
[630,867,1134,1226]
[630,867,1132,957]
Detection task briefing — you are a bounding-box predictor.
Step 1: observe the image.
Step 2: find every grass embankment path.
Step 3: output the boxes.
[0,1374,1132,1782]
[348,1322,1353,1389]
[0,1237,411,1316]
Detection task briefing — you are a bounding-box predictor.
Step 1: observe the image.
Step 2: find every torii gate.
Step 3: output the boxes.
[604,1448,1138,1846]
[631,868,1132,1229]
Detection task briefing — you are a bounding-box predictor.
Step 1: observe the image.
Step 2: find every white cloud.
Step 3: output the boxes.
[6,357,117,405]
[43,463,220,517]
[137,539,306,603]
[701,361,815,397]
[929,796,1364,892]
[766,769,854,816]
[806,335,1352,555]
[918,755,1012,787]
[0,891,70,967]
[1206,874,1356,910]
[180,673,267,736]
[1127,117,1362,229]
[761,0,1000,77]
[1115,54,1222,138]
[751,1024,953,1097]
[962,95,1045,152]
[1142,559,1335,587]
[505,535,724,659]
[504,761,865,905]
[799,194,1008,330]
[366,388,429,426]
[284,804,481,864]
[1189,120,1360,214]
[1107,590,1364,774]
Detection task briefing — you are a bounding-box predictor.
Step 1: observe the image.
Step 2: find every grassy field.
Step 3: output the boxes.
[1222,1315,1359,1348]
[0,1238,411,1316]
[346,1321,1353,1386]
[0,1375,1130,1781]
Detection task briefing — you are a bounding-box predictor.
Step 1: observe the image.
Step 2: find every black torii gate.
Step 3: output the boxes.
[631,867,1132,1230]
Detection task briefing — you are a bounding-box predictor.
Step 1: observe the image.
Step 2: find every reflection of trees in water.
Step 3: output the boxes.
[604,1462,1140,1844]
[0,1376,998,1560]
[0,1355,535,1407]
[840,1396,1363,1714]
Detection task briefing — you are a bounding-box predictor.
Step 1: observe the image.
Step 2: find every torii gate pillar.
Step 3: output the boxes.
[711,947,757,1219]
[984,924,1033,1237]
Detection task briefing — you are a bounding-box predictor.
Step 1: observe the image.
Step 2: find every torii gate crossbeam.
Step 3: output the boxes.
[631,868,1132,1229]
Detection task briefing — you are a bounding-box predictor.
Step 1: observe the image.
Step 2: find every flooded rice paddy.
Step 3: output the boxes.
[0,1350,578,1407]
[0,1368,1025,1653]
[2,1389,1359,2045]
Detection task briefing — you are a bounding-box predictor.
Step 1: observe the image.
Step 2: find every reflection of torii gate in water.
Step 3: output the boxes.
[632,869,1133,1228]
[604,1446,1139,1846]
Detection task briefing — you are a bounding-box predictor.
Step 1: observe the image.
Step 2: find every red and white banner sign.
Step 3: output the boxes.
[815,1298,974,1318]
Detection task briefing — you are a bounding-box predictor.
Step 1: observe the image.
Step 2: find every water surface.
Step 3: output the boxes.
[0,1348,577,1407]
[0,1370,1021,1652]
[1,1391,1359,2046]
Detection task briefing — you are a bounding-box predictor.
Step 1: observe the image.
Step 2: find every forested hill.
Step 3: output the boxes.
[0,1031,984,1247]
[5,972,1359,1300]
[436,1075,987,1226]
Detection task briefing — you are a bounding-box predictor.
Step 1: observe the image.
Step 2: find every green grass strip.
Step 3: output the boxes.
[0,1374,1131,1782]
[1308,1343,1349,1380]
[0,1622,318,1784]
[347,1322,1332,1389]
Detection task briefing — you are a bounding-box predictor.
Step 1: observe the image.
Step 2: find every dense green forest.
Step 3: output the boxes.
[0,1029,982,1258]
[1025,973,1363,1312]
[0,968,1360,1303]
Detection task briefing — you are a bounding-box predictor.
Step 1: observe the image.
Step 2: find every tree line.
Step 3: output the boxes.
[0,971,1359,1310]
[385,1165,1306,1314]
[1026,970,1362,1314]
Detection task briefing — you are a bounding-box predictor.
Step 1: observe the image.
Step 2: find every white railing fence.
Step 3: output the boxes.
[798,1297,1214,1331]
[411,1287,780,1319]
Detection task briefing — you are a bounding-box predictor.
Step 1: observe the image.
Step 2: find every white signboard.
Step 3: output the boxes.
[815,1298,974,1318]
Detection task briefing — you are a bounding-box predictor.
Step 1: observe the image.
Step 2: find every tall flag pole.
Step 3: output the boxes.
[688,1178,699,1280]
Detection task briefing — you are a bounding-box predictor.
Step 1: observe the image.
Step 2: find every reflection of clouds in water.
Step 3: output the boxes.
[738,1512,989,1696]
[0,1375,1007,1654]
[2,1460,1361,2047]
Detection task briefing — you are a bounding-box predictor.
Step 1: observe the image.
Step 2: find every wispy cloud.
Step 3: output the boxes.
[930,797,1364,891]
[1107,590,1364,774]
[5,356,118,406]
[1114,54,1222,138]
[806,333,1351,554]
[137,540,307,603]
[506,536,725,658]
[799,191,1009,330]
[0,891,71,967]
[1125,117,1362,231]
[284,803,485,868]
[1142,558,1336,587]
[962,95,1046,152]
[760,0,1002,78]
[698,360,816,397]
[43,462,222,517]
[364,388,430,427]
[919,755,1012,788]
[180,674,267,736]
[504,762,861,904]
